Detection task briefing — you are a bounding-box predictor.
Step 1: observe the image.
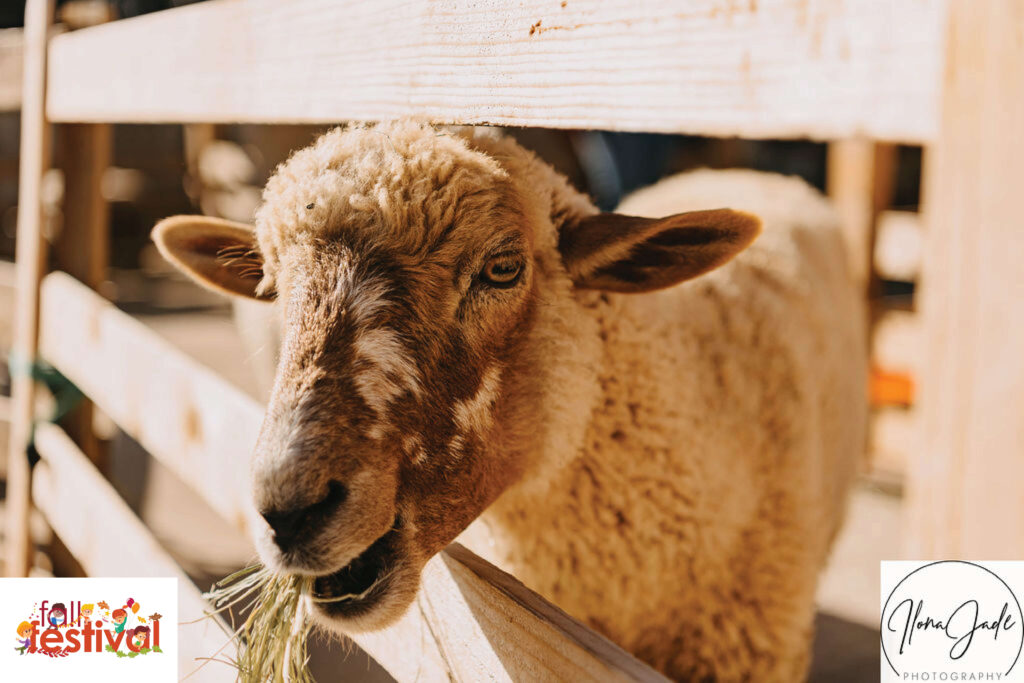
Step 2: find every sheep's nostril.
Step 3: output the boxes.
[260,508,304,549]
[319,480,348,512]
[260,480,348,551]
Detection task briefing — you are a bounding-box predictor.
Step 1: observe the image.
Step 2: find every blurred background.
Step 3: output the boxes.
[0,1,939,680]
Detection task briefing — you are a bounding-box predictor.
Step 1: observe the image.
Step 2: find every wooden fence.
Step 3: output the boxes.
[5,0,1024,679]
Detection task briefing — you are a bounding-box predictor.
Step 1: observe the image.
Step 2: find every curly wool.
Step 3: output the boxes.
[461,166,866,681]
[251,122,866,681]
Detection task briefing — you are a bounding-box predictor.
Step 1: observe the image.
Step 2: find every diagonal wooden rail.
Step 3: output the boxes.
[39,273,261,531]
[31,421,236,678]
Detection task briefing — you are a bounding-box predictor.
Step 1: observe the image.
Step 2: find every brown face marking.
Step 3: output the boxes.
[452,364,503,444]
[351,326,422,437]
[247,123,551,631]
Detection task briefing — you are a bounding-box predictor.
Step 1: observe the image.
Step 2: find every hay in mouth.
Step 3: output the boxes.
[200,519,403,681]
[312,517,402,617]
[203,566,315,683]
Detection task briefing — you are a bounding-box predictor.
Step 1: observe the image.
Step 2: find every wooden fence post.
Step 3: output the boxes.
[4,0,54,577]
[906,0,1024,558]
[53,123,111,469]
[826,139,896,301]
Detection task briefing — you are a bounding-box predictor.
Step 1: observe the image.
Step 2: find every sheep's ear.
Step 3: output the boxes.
[558,208,761,293]
[151,215,273,301]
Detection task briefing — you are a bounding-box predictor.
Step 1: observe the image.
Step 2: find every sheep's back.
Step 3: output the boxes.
[466,169,866,679]
[616,169,866,538]
[547,169,866,675]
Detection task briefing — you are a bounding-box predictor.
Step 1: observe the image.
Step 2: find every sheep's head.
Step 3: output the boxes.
[152,122,759,632]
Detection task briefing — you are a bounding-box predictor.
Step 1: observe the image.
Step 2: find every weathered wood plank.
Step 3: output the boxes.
[46,0,945,141]
[32,422,236,678]
[906,0,1024,558]
[357,543,668,682]
[5,0,55,579]
[38,273,665,681]
[38,271,262,531]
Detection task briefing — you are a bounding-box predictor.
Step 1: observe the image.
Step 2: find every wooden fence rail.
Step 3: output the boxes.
[32,421,234,677]
[39,272,261,531]
[45,0,946,141]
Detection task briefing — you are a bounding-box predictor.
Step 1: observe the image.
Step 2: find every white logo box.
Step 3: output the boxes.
[881,561,1024,682]
[0,577,178,683]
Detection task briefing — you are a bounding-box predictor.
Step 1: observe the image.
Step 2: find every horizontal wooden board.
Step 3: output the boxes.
[46,0,946,141]
[32,423,235,677]
[37,272,665,681]
[38,271,263,531]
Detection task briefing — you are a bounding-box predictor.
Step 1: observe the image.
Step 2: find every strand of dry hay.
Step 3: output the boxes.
[201,565,387,682]
[203,566,315,683]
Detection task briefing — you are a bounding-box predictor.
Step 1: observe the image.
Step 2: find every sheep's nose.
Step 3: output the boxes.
[260,480,348,551]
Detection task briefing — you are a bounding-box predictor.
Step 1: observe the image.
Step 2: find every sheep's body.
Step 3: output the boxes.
[461,167,866,680]
[215,123,865,681]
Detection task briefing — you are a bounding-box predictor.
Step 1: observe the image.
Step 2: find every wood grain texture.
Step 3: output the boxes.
[46,0,946,141]
[5,0,54,579]
[31,422,236,678]
[37,273,665,681]
[38,272,263,532]
[356,544,668,682]
[442,543,668,682]
[905,0,1024,558]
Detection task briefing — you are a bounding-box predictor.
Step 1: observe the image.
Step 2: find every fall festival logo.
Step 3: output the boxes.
[14,597,165,659]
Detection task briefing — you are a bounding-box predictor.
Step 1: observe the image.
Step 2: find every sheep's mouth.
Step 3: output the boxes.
[312,517,402,618]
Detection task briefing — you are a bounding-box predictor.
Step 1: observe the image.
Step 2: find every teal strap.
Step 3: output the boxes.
[7,351,84,435]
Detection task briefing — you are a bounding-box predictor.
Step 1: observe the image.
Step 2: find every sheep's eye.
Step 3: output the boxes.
[481,256,523,287]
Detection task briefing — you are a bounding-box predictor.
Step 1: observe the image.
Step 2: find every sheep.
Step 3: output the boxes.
[152,121,866,681]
